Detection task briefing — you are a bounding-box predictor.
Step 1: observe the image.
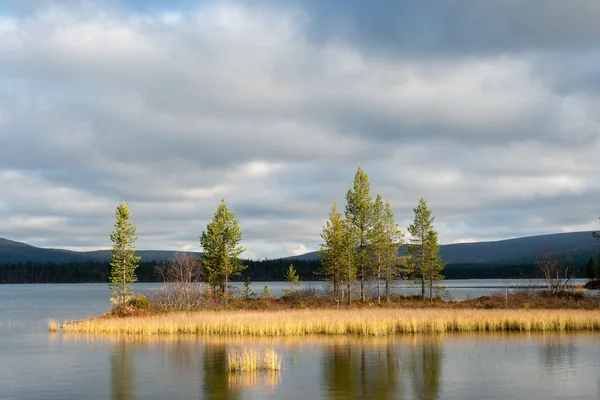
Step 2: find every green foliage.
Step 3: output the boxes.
[406,198,445,301]
[369,196,405,302]
[319,201,357,302]
[240,276,255,299]
[200,199,246,297]
[127,295,149,310]
[262,284,274,299]
[285,264,300,284]
[284,264,300,295]
[109,202,141,305]
[344,166,373,301]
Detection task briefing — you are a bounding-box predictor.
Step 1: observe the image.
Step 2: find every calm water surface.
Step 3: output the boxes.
[1,282,599,399]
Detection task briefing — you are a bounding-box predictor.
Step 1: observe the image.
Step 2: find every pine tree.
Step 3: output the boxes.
[381,200,404,302]
[240,276,255,299]
[262,284,274,299]
[284,264,300,295]
[344,166,373,302]
[319,201,356,304]
[199,199,245,301]
[368,194,386,304]
[109,201,141,305]
[406,198,444,301]
[586,256,599,281]
[369,196,404,304]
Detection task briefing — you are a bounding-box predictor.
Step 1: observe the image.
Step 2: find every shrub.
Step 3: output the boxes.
[146,284,215,312]
[127,295,150,310]
[262,285,274,299]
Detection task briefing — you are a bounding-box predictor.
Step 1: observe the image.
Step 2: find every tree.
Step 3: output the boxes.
[283,264,300,295]
[368,194,386,304]
[240,276,255,299]
[109,201,141,305]
[262,284,274,299]
[537,252,572,294]
[319,201,357,304]
[199,199,245,301]
[381,200,404,302]
[345,166,373,301]
[406,198,444,301]
[369,196,404,303]
[163,253,202,288]
[586,256,599,281]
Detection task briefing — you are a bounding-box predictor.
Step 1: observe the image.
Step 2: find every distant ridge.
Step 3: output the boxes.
[0,238,199,264]
[0,231,598,265]
[287,231,600,265]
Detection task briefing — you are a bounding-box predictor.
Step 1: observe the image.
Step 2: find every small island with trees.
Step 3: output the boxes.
[50,166,600,337]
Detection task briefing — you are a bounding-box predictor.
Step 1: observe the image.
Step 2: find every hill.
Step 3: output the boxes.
[0,238,199,264]
[288,231,600,265]
[1,231,599,265]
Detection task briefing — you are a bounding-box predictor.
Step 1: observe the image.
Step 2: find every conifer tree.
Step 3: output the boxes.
[369,196,404,304]
[240,276,255,299]
[368,194,386,304]
[586,256,599,281]
[319,201,356,304]
[381,200,404,302]
[199,199,245,301]
[284,264,300,294]
[406,198,444,301]
[345,166,373,301]
[109,201,141,305]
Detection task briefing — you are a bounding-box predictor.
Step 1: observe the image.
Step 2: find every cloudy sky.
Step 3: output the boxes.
[1,0,599,259]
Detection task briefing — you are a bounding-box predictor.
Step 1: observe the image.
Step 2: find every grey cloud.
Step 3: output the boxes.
[282,0,600,55]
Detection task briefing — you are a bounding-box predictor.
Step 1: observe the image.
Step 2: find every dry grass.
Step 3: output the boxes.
[47,319,59,332]
[227,347,282,371]
[59,308,600,336]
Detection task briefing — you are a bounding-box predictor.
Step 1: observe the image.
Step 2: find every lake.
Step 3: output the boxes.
[1,281,599,399]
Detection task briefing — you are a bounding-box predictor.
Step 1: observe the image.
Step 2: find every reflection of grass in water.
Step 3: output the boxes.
[228,370,281,389]
[227,347,282,371]
[60,308,600,336]
[226,347,282,390]
[56,329,600,349]
[47,319,59,332]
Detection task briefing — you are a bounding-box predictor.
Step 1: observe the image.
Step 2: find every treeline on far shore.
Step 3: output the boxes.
[0,259,585,284]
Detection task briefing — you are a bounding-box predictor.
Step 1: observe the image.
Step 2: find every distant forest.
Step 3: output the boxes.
[0,259,586,284]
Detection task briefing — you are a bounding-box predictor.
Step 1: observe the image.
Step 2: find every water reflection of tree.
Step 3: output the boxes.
[110,340,135,400]
[538,335,577,370]
[408,338,442,400]
[321,340,401,400]
[201,344,241,400]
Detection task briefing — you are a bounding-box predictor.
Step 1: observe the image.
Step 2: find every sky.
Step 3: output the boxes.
[0,0,599,259]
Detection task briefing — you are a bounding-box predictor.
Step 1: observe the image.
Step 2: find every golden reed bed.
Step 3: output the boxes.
[55,308,600,336]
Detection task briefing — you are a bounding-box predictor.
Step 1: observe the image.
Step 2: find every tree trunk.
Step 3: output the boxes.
[360,270,365,302]
[348,279,352,306]
[377,257,381,305]
[385,279,390,302]
[429,272,433,302]
[334,263,339,298]
[224,265,229,305]
[420,241,425,300]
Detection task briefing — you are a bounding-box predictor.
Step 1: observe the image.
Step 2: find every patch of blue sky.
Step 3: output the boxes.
[0,0,212,18]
